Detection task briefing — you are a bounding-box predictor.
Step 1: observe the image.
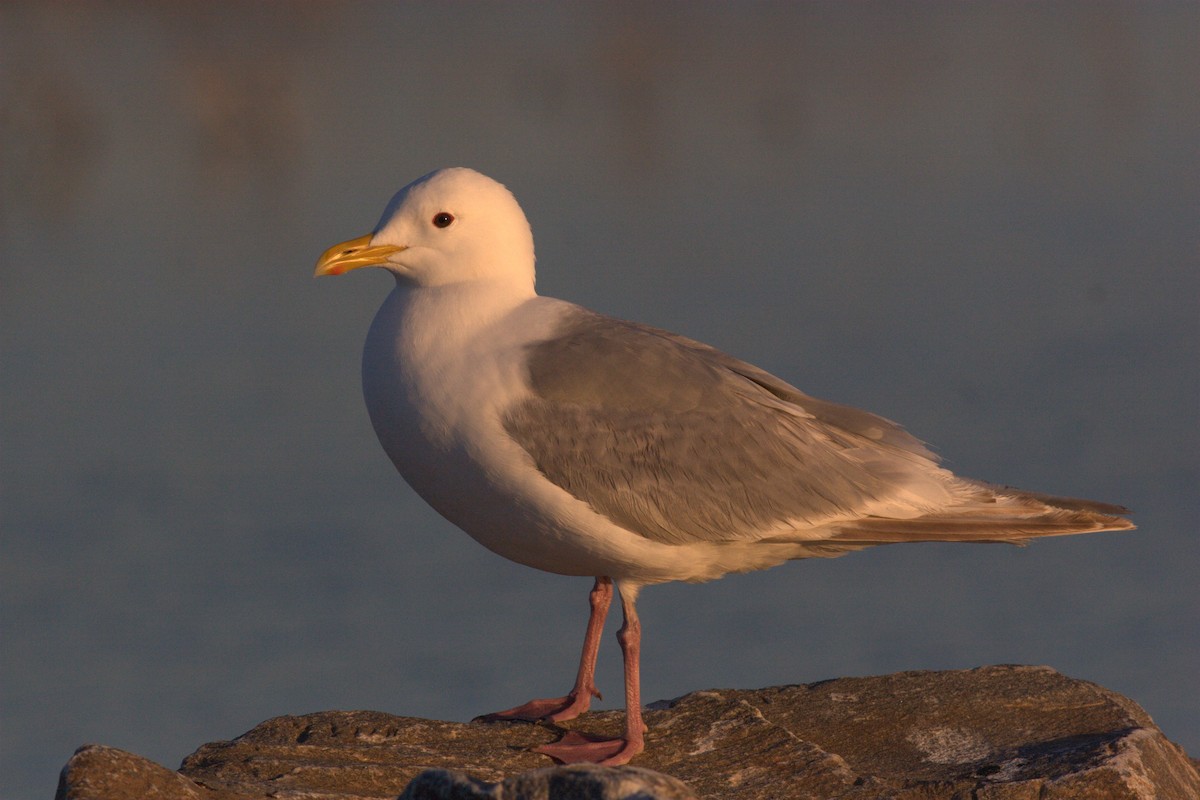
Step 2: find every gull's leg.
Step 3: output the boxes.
[534,581,646,765]
[475,577,612,723]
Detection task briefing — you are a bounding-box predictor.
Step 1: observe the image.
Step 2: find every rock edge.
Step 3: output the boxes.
[56,665,1200,800]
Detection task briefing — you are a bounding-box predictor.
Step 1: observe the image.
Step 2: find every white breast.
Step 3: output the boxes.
[363,284,616,573]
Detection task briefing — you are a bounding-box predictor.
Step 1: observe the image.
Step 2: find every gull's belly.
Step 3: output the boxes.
[364,370,654,577]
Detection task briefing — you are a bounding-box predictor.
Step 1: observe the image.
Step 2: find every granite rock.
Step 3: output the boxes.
[56,666,1200,800]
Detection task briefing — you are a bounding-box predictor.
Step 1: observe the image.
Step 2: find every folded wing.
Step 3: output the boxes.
[503,308,1133,549]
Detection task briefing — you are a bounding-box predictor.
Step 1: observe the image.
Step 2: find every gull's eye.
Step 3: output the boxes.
[432,212,455,228]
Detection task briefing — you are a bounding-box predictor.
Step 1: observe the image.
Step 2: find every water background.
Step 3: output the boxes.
[2,4,1197,798]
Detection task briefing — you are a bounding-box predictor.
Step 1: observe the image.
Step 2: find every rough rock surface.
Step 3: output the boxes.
[56,665,1200,800]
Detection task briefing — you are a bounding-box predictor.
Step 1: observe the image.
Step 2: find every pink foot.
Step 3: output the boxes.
[535,730,644,766]
[476,578,612,725]
[473,689,599,724]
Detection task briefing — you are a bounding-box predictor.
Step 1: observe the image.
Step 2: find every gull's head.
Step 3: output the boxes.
[315,168,535,290]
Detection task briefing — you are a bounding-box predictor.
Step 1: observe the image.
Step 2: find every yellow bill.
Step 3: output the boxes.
[315,234,406,277]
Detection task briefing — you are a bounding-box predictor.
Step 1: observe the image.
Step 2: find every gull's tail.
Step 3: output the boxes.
[825,483,1135,547]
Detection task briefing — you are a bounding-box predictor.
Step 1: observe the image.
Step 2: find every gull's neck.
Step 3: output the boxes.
[391,276,537,336]
[369,276,541,388]
[364,275,545,453]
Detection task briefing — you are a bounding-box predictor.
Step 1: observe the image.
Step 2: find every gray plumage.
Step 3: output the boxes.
[503,307,1132,550]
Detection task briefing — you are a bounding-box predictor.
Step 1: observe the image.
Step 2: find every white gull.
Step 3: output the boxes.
[315,167,1133,765]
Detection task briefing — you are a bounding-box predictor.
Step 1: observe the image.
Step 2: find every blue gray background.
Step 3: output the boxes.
[2,4,1197,799]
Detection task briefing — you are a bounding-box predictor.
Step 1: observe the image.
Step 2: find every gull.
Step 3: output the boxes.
[315,167,1134,765]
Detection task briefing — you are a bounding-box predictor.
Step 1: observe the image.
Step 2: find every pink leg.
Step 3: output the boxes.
[475,577,612,723]
[535,582,646,766]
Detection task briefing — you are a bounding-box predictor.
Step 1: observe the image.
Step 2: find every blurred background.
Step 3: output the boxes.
[2,3,1197,798]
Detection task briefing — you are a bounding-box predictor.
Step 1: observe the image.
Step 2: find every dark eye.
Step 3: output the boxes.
[432,212,454,228]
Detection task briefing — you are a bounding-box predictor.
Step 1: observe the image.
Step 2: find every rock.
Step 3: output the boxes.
[398,764,697,799]
[56,745,208,800]
[55,666,1200,800]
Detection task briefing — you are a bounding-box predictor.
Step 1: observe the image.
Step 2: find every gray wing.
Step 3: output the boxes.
[503,308,940,545]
